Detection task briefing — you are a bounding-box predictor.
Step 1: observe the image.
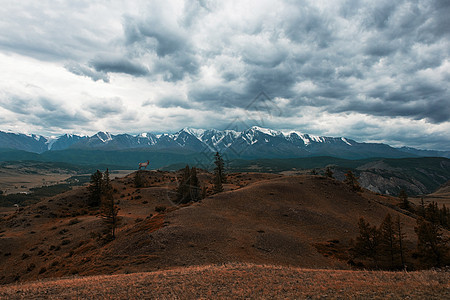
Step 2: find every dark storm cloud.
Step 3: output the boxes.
[65,62,110,82]
[90,57,149,76]
[123,15,187,57]
[120,7,200,81]
[0,95,90,128]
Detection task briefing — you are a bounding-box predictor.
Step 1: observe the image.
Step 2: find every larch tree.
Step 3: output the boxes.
[88,170,103,206]
[353,217,380,267]
[213,152,225,193]
[395,214,406,269]
[325,167,333,178]
[344,170,361,191]
[176,165,191,204]
[379,214,401,269]
[176,165,201,204]
[100,169,119,240]
[415,217,449,267]
[189,167,201,202]
[398,189,410,210]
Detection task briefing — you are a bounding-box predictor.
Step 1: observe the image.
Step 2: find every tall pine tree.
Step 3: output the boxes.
[379,214,406,269]
[176,165,191,204]
[353,217,380,267]
[325,167,333,178]
[213,152,225,193]
[100,169,118,240]
[398,189,409,210]
[395,214,406,269]
[415,217,449,267]
[88,170,103,206]
[189,167,200,202]
[176,165,201,203]
[344,170,361,191]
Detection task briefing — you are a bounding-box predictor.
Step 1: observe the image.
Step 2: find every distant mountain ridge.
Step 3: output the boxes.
[0,127,449,159]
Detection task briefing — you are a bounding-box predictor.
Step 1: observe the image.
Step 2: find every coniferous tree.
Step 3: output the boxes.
[395,214,407,268]
[415,217,449,267]
[344,170,361,191]
[440,205,449,228]
[379,214,397,268]
[189,167,200,202]
[213,152,225,193]
[425,201,439,224]
[213,172,223,194]
[88,170,103,206]
[353,217,380,267]
[399,189,409,210]
[175,165,201,204]
[100,169,118,240]
[419,198,426,218]
[379,214,407,269]
[325,167,333,178]
[176,165,191,204]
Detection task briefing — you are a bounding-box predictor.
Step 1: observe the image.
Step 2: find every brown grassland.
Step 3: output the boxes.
[0,170,449,298]
[1,263,448,299]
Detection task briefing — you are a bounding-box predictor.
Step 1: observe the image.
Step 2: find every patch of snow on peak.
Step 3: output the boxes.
[182,127,205,139]
[96,132,112,143]
[45,136,58,150]
[341,137,352,146]
[309,135,324,143]
[224,130,240,138]
[251,126,281,136]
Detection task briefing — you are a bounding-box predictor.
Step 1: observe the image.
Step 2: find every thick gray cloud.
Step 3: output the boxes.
[0,0,448,150]
[90,56,149,76]
[65,62,110,82]
[0,95,90,130]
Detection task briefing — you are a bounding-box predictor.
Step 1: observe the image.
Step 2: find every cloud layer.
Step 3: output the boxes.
[0,0,448,150]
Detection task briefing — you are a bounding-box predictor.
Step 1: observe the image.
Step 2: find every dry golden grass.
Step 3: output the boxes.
[1,263,448,299]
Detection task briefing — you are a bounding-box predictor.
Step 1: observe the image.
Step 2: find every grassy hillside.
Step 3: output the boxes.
[1,263,448,299]
[1,171,440,285]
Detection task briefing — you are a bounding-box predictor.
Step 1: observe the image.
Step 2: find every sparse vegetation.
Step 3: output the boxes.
[344,170,361,191]
[399,189,410,210]
[155,206,166,213]
[325,167,333,178]
[352,213,449,270]
[213,152,225,193]
[100,169,119,240]
[176,165,201,203]
[87,170,103,207]
[415,217,449,267]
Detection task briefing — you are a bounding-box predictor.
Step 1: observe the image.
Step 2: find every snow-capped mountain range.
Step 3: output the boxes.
[0,126,449,159]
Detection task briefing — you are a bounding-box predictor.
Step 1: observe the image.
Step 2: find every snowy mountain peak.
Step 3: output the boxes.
[95,131,113,143]
[180,127,206,139]
[250,126,282,136]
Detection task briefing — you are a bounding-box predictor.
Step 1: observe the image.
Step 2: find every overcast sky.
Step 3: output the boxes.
[0,0,449,150]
